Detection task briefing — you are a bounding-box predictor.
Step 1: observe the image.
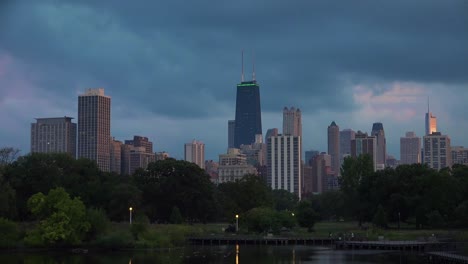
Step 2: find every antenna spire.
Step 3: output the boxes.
[241,50,245,82]
[252,51,256,81]
[427,96,430,113]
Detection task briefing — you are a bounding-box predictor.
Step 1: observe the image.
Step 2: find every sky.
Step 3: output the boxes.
[0,0,467,160]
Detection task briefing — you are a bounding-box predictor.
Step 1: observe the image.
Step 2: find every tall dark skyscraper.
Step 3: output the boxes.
[234,53,262,148]
[371,122,386,168]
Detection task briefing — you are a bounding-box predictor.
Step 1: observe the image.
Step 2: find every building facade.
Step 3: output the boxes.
[283,107,302,137]
[228,120,235,149]
[340,129,355,163]
[451,146,468,166]
[327,121,340,176]
[267,135,302,199]
[425,103,437,136]
[184,140,205,169]
[234,81,262,148]
[351,131,377,171]
[125,135,153,153]
[110,138,122,174]
[400,131,421,165]
[371,122,387,168]
[423,132,451,170]
[30,117,77,158]
[305,150,320,166]
[217,148,257,183]
[78,88,111,172]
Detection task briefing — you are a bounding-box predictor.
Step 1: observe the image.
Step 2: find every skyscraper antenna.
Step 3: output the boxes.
[241,50,245,82]
[252,51,256,81]
[427,96,430,113]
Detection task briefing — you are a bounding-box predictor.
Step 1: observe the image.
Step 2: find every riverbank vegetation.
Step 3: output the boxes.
[0,147,467,249]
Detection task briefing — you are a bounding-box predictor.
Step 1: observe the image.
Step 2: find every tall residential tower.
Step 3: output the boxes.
[283,107,302,137]
[78,88,111,172]
[371,122,387,168]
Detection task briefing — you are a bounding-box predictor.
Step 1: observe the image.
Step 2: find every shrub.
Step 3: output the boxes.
[0,218,20,248]
[93,229,134,249]
[86,208,110,240]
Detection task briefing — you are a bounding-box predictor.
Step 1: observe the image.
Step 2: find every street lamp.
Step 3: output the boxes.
[235,214,239,232]
[129,207,133,225]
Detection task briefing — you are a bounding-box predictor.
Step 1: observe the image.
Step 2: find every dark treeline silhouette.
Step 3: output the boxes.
[0,149,467,230]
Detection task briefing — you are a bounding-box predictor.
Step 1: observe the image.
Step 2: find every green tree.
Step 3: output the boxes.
[26,187,90,245]
[86,208,110,240]
[0,218,20,248]
[272,189,298,211]
[426,210,445,229]
[244,207,278,233]
[372,204,388,228]
[169,206,183,224]
[296,200,318,232]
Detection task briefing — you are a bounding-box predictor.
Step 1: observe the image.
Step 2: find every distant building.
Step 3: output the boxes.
[110,138,122,174]
[451,146,468,166]
[205,160,219,183]
[371,122,386,168]
[125,135,153,154]
[217,148,257,183]
[425,101,437,135]
[327,121,340,176]
[351,131,377,171]
[386,155,399,169]
[340,129,355,164]
[305,150,320,166]
[126,146,155,174]
[234,81,262,148]
[283,107,302,137]
[239,134,266,166]
[78,88,111,172]
[265,128,278,142]
[155,151,170,161]
[267,135,302,199]
[423,132,451,170]
[228,120,235,148]
[311,153,332,194]
[30,117,76,158]
[400,132,421,165]
[184,140,205,169]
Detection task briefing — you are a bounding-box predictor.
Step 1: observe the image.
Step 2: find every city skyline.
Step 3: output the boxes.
[1,1,467,160]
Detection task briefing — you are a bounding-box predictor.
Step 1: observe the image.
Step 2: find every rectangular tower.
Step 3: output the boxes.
[184,140,205,169]
[78,88,111,172]
[283,107,302,137]
[327,121,340,176]
[31,117,76,158]
[234,81,262,148]
[267,135,302,199]
[400,132,421,165]
[351,131,377,171]
[228,120,235,148]
[423,132,451,170]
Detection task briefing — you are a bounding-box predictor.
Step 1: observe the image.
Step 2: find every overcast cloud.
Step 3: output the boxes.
[0,0,467,160]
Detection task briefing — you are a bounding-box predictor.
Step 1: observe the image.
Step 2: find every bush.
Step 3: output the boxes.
[427,210,445,229]
[0,218,20,248]
[296,201,318,232]
[86,208,110,240]
[169,206,183,224]
[131,213,150,239]
[92,229,134,249]
[372,205,388,228]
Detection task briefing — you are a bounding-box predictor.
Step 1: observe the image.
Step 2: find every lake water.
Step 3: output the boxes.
[0,245,427,263]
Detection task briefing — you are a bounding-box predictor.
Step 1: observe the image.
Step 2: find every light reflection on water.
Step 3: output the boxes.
[0,245,427,264]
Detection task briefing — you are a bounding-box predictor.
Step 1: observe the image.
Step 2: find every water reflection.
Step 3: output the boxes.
[0,245,427,263]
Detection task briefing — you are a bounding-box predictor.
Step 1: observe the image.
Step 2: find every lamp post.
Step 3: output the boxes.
[235,214,239,232]
[129,207,133,225]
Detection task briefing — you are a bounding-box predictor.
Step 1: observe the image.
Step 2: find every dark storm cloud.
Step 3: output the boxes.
[0,0,467,119]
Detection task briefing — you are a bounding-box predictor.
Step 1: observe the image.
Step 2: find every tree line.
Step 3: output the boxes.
[1,148,467,236]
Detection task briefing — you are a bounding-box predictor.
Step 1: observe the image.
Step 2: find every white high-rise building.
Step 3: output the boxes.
[400,132,421,165]
[283,107,302,138]
[451,146,468,166]
[31,117,77,158]
[423,132,451,170]
[184,140,205,169]
[78,88,111,172]
[267,135,302,199]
